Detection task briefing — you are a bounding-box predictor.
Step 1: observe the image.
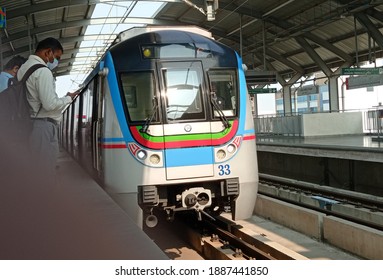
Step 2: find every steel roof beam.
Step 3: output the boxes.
[214,0,353,71]
[1,17,175,45]
[2,35,117,60]
[253,51,293,86]
[295,37,332,77]
[7,0,99,19]
[365,7,383,22]
[355,11,383,49]
[7,0,183,19]
[303,33,354,64]
[265,50,305,75]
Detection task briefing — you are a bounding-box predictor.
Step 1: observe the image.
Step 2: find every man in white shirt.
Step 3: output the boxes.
[0,55,26,92]
[17,37,78,179]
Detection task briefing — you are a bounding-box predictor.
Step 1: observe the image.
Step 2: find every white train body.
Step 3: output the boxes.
[61,26,258,228]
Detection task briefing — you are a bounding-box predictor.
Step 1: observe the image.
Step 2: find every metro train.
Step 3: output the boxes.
[61,26,259,228]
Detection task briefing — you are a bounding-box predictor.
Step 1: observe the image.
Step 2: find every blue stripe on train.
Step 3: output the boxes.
[105,52,134,142]
[236,52,247,135]
[100,137,125,143]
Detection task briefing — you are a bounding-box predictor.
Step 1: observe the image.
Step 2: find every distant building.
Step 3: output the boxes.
[275,84,330,115]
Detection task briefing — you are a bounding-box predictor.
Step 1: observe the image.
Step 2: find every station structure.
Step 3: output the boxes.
[1,0,383,259]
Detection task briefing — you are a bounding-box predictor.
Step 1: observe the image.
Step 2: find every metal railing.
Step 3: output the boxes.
[364,109,383,135]
[254,114,303,136]
[254,109,380,137]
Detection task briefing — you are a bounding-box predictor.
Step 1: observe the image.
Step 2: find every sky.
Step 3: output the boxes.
[55,1,164,97]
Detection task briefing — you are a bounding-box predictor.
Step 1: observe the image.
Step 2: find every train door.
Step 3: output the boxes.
[92,74,105,178]
[80,82,95,173]
[157,61,214,180]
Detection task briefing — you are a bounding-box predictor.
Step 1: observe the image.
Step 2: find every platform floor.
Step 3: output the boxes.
[257,134,383,150]
[256,134,383,163]
[0,151,168,260]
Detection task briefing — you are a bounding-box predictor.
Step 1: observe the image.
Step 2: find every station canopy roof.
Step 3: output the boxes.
[2,0,383,88]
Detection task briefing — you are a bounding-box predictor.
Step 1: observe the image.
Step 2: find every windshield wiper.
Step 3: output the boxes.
[140,97,158,134]
[210,92,231,129]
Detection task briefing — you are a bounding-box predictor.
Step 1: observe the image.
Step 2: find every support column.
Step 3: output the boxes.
[251,95,258,117]
[283,85,292,115]
[0,35,2,70]
[328,76,339,112]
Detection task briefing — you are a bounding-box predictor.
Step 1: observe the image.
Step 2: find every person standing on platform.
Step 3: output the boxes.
[0,55,26,92]
[17,37,78,181]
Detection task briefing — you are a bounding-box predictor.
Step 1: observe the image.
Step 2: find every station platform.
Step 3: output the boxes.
[257,134,383,163]
[0,150,168,260]
[256,134,383,196]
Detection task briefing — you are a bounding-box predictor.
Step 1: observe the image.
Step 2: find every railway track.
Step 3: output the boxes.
[258,173,383,231]
[172,213,308,260]
[146,173,383,260]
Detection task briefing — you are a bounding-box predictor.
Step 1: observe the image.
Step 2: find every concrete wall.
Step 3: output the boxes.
[257,151,383,196]
[254,194,383,259]
[254,195,323,239]
[323,216,383,259]
[302,112,363,137]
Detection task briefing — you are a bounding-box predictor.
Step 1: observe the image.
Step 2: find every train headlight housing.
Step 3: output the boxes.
[216,149,226,160]
[149,154,161,165]
[143,48,152,58]
[227,144,236,153]
[137,150,147,160]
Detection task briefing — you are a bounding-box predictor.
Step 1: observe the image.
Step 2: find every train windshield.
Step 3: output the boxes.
[208,70,238,117]
[161,61,205,121]
[120,71,158,122]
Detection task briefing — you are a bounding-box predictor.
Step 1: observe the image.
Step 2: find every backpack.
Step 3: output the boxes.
[0,64,46,144]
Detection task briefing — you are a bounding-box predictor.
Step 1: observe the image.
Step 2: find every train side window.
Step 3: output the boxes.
[208,70,238,118]
[120,71,157,122]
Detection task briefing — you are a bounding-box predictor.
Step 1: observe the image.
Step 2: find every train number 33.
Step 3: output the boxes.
[218,164,231,175]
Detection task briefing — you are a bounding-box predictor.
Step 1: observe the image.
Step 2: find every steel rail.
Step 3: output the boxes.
[258,174,383,231]
[259,173,383,211]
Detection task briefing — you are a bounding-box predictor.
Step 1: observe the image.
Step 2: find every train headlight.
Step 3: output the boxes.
[227,144,236,153]
[143,48,152,58]
[150,154,161,164]
[137,150,147,160]
[216,149,226,160]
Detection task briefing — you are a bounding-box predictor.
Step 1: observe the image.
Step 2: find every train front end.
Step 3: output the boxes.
[105,27,258,227]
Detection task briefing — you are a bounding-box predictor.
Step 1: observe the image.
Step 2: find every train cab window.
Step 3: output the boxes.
[161,62,205,121]
[120,71,157,122]
[208,70,238,118]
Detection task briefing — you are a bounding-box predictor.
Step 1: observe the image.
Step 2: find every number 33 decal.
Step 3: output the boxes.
[218,164,231,175]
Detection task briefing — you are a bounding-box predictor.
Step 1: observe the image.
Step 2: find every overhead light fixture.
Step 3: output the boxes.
[182,0,218,21]
[205,0,219,21]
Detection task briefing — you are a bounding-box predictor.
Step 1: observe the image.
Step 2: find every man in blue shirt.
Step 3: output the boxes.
[0,55,26,92]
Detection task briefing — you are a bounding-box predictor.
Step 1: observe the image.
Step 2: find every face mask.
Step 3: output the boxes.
[47,58,59,70]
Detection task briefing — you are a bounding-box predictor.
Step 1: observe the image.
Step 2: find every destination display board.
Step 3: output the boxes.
[245,70,277,85]
[346,75,383,90]
[248,88,277,94]
[341,67,383,75]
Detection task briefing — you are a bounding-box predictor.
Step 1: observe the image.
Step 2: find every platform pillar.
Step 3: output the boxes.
[283,86,292,115]
[328,76,339,112]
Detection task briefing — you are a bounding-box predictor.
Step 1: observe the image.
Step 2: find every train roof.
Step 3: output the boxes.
[81,26,223,88]
[114,26,213,44]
